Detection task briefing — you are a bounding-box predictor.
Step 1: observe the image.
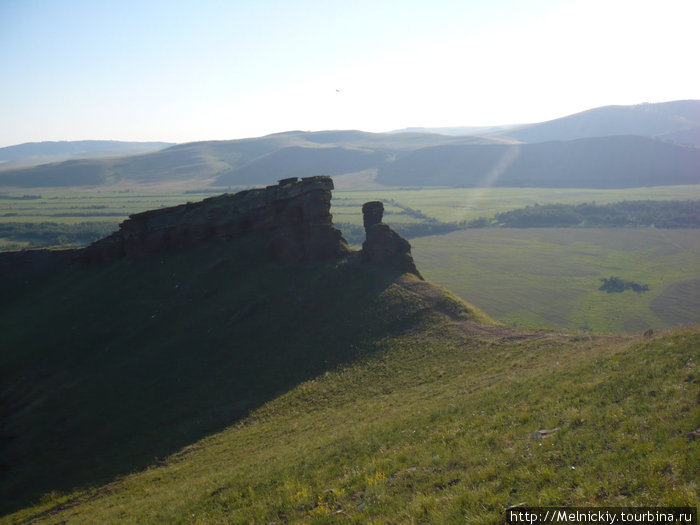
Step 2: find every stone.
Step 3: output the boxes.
[360,201,422,278]
[82,176,351,264]
[362,201,384,228]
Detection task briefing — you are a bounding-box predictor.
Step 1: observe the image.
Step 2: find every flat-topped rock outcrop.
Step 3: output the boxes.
[83,176,350,264]
[2,176,422,278]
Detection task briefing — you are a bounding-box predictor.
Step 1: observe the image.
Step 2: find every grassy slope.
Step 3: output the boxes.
[5,319,698,523]
[0,239,489,516]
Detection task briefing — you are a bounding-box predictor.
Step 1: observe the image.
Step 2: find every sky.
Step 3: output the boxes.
[1,0,698,147]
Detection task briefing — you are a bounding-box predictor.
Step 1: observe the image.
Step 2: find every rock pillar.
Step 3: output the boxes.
[360,201,422,278]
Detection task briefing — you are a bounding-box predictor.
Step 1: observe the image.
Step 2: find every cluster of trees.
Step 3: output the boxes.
[492,200,700,228]
[599,276,649,294]
[0,194,41,200]
[0,222,118,250]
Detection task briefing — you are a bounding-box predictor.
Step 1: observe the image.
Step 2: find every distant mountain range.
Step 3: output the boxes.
[390,125,520,136]
[0,131,501,188]
[394,100,700,145]
[0,140,174,170]
[0,100,698,189]
[377,135,700,188]
[492,99,700,144]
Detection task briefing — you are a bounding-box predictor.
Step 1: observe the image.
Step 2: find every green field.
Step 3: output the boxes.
[334,185,700,224]
[4,185,698,226]
[412,228,700,334]
[0,190,220,250]
[0,189,220,224]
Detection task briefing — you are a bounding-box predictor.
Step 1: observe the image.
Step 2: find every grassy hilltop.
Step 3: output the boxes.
[1,185,698,523]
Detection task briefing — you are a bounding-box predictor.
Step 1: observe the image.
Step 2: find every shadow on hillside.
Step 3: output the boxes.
[0,246,418,516]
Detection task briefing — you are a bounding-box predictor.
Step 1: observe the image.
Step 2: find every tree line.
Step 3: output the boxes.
[0,222,118,250]
[490,200,700,228]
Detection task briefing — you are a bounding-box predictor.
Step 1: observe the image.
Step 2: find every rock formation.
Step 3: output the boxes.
[82,176,350,264]
[360,201,422,278]
[2,175,422,279]
[362,201,384,228]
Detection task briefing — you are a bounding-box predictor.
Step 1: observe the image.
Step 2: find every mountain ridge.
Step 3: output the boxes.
[376,135,700,188]
[495,99,700,144]
[2,100,697,190]
[0,140,174,169]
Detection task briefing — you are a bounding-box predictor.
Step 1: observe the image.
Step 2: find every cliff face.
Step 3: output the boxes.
[1,175,421,277]
[83,176,351,264]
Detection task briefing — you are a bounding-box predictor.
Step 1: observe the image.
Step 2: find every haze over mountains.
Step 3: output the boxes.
[1,100,698,189]
[377,135,700,188]
[494,99,700,144]
[0,140,174,170]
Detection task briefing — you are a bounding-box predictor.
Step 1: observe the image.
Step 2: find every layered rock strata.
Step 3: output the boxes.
[83,176,350,264]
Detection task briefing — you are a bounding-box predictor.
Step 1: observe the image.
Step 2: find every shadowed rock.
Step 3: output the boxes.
[82,176,350,264]
[362,201,384,228]
[3,177,424,282]
[361,201,422,278]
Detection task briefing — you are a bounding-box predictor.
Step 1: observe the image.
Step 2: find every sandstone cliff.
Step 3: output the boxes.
[1,176,421,277]
[83,176,351,264]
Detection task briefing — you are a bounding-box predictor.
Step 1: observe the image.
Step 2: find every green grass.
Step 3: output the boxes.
[2,185,698,522]
[6,319,698,523]
[411,228,700,333]
[0,237,490,516]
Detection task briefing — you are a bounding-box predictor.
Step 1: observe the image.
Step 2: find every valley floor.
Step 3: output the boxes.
[412,228,700,334]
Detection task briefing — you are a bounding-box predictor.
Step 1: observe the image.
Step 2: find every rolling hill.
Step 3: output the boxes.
[376,135,700,188]
[1,178,697,523]
[390,124,520,136]
[214,145,390,186]
[1,100,698,190]
[0,140,174,170]
[494,99,700,145]
[0,130,497,189]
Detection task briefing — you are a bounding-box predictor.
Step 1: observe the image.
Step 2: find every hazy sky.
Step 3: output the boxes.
[1,0,698,147]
